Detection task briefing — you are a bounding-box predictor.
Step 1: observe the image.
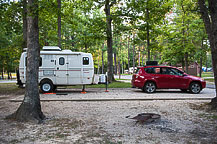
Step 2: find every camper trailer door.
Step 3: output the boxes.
[56,55,68,84]
[67,55,82,85]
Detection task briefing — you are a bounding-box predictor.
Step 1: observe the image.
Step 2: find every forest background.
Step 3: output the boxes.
[0,0,212,80]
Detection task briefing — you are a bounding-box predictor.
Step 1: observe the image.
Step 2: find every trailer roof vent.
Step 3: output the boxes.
[42,46,61,51]
[23,48,27,52]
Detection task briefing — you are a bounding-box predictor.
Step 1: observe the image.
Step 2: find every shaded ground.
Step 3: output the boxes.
[0,88,217,144]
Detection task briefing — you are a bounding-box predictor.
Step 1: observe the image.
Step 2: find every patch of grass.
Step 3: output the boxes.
[67,81,131,89]
[199,72,214,77]
[0,83,24,95]
[210,115,217,119]
[115,78,130,81]
[205,79,214,82]
[120,74,132,76]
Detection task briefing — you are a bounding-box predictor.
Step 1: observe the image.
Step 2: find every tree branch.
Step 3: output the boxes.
[198,0,212,35]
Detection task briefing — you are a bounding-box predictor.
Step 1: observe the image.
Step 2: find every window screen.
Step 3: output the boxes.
[83,57,89,65]
[39,57,42,67]
[59,57,65,65]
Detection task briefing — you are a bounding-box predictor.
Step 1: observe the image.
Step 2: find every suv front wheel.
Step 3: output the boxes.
[143,81,156,93]
[189,82,201,94]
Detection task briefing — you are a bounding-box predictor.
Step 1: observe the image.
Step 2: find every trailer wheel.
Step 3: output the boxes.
[40,80,53,93]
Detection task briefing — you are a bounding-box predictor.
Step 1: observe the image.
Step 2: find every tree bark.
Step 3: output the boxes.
[198,0,217,108]
[7,0,45,123]
[104,0,114,82]
[57,0,61,48]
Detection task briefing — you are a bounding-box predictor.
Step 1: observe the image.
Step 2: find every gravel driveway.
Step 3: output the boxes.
[1,88,217,144]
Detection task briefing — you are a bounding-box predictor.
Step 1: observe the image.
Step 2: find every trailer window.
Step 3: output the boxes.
[83,57,89,65]
[39,57,42,67]
[59,57,65,65]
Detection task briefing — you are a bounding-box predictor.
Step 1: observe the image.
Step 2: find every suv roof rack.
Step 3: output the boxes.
[146,61,158,66]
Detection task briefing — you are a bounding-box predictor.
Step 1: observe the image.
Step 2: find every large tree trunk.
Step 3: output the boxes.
[104,0,114,82]
[22,0,27,49]
[7,0,45,123]
[198,0,217,108]
[57,0,61,48]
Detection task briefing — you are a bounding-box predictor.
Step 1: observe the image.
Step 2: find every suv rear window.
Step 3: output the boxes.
[145,67,157,74]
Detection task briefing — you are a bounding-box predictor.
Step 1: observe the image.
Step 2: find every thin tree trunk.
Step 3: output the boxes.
[114,53,117,75]
[182,58,185,71]
[97,52,100,74]
[102,43,104,74]
[138,51,140,66]
[1,68,4,80]
[104,0,114,82]
[146,2,150,61]
[57,0,61,48]
[133,34,135,73]
[118,60,121,79]
[199,39,204,77]
[184,52,188,74]
[7,0,45,123]
[22,0,27,49]
[127,36,130,74]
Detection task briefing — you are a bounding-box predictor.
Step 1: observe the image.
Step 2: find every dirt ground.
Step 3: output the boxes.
[1,88,217,144]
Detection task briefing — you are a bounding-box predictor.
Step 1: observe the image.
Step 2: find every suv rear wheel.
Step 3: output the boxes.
[189,82,201,94]
[143,82,156,93]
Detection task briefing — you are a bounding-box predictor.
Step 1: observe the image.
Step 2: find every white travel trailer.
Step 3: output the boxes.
[18,46,99,93]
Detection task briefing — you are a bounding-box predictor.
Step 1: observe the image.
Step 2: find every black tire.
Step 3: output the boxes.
[143,81,156,93]
[40,80,54,93]
[189,82,201,94]
[180,89,188,93]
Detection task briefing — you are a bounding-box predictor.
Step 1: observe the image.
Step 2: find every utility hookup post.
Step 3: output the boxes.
[105,72,109,92]
[81,85,87,94]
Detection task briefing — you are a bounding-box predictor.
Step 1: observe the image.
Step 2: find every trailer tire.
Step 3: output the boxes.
[40,80,54,93]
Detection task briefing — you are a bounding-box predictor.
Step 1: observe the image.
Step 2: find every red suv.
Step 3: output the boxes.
[131,65,206,94]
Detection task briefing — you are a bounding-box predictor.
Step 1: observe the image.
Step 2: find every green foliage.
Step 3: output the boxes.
[0,1,23,73]
[0,0,211,75]
[159,0,209,66]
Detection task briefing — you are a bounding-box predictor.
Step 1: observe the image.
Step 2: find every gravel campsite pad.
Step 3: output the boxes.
[0,88,217,143]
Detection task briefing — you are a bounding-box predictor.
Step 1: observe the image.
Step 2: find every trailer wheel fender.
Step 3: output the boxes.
[40,79,54,93]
